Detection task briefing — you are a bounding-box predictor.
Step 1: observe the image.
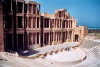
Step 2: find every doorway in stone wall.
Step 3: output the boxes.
[75,35,79,42]
[18,34,24,50]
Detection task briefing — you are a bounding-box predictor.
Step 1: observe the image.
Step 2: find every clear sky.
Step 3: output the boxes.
[34,0,100,28]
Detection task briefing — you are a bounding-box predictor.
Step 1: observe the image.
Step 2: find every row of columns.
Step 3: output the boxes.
[51,19,73,28]
[27,3,40,14]
[10,0,24,13]
[10,0,40,14]
[43,31,72,45]
[53,31,72,42]
[27,32,41,48]
[27,17,41,28]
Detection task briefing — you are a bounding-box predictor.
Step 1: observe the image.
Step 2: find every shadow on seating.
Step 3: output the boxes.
[17,49,39,56]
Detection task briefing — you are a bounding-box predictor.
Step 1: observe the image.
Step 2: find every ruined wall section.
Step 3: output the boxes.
[0,0,4,51]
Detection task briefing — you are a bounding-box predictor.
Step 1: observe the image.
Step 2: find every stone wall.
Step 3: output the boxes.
[0,0,4,52]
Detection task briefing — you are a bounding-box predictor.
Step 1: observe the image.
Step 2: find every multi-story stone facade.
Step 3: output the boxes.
[2,0,88,51]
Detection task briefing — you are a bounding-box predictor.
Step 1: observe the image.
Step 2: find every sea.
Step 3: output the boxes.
[88,27,100,30]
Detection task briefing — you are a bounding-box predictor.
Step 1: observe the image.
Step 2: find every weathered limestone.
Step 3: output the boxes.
[0,0,4,52]
[2,0,88,51]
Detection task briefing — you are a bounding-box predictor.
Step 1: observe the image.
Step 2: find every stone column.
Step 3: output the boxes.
[35,33,37,44]
[27,2,29,14]
[70,22,71,28]
[31,18,33,28]
[36,5,37,14]
[43,33,44,46]
[53,32,54,43]
[36,17,37,28]
[0,1,4,51]
[56,32,57,41]
[32,4,33,14]
[67,31,69,42]
[16,34,18,50]
[27,17,29,28]
[39,32,41,45]
[27,33,29,49]
[56,19,57,28]
[59,20,60,28]
[65,20,66,28]
[61,20,63,28]
[54,19,55,28]
[68,31,70,40]
[23,33,24,49]
[49,19,50,28]
[68,20,69,28]
[49,32,50,45]
[11,0,12,12]
[31,33,33,47]
[69,20,70,28]
[22,17,24,28]
[65,32,66,40]
[61,32,63,42]
[22,2,24,13]
[39,5,40,14]
[39,17,41,28]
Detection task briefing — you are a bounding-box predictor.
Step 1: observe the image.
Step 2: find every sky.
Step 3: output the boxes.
[33,0,100,28]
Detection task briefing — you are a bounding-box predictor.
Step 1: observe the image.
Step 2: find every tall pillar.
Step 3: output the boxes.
[56,20,57,28]
[27,2,29,14]
[61,20,62,28]
[54,19,55,28]
[39,32,41,45]
[27,17,29,28]
[31,33,33,46]
[27,33,29,49]
[36,5,37,14]
[39,5,40,14]
[11,0,12,12]
[56,32,57,41]
[43,33,44,46]
[0,1,4,51]
[68,20,69,28]
[69,20,70,28]
[70,22,71,28]
[39,17,41,28]
[36,17,37,28]
[31,18,33,28]
[65,20,66,28]
[49,32,50,45]
[49,19,50,28]
[23,33,24,49]
[61,32,63,42]
[22,17,24,28]
[67,31,69,42]
[35,33,37,44]
[68,31,70,40]
[22,2,24,13]
[53,32,55,42]
[16,34,18,50]
[58,20,60,28]
[32,4,33,14]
